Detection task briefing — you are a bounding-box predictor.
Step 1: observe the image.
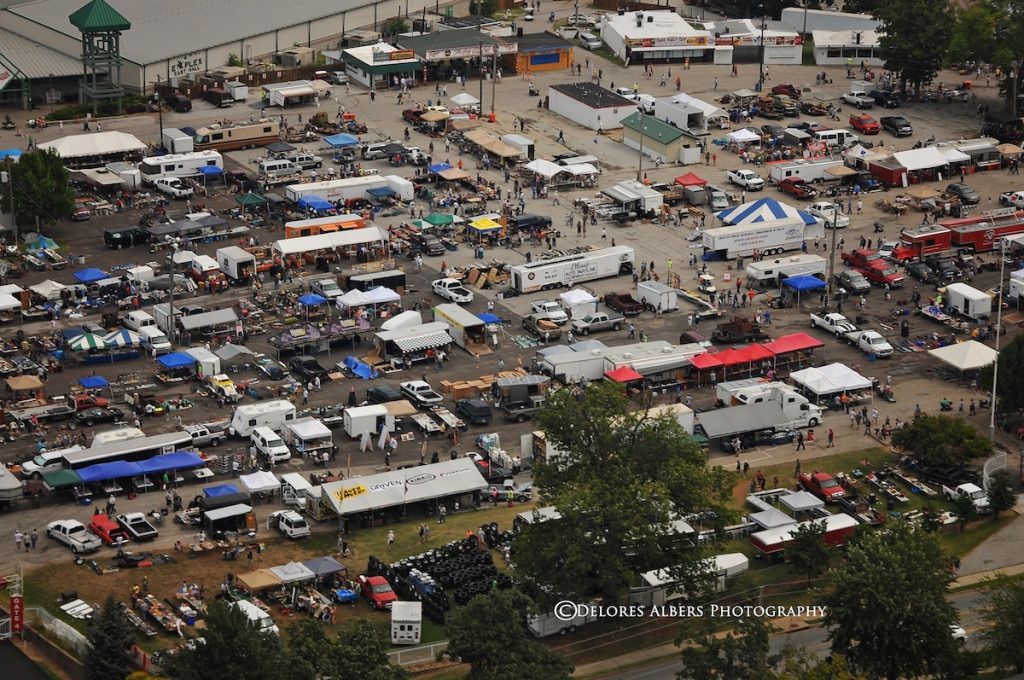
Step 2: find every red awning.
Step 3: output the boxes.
[761,332,825,355]
[714,348,747,367]
[689,353,723,369]
[605,366,644,383]
[674,172,708,187]
[743,344,775,362]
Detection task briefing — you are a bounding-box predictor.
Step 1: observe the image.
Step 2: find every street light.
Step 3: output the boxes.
[989,237,1007,443]
[824,209,838,311]
[155,74,164,148]
[759,17,767,86]
[636,120,646,181]
[47,73,54,114]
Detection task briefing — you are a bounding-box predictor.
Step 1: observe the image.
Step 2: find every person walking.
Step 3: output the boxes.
[795,432,806,450]
[438,505,447,523]
[827,428,835,447]
[14,530,22,551]
[387,529,395,546]
[30,529,38,550]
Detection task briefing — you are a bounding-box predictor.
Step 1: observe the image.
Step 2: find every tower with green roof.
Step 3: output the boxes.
[69,0,131,114]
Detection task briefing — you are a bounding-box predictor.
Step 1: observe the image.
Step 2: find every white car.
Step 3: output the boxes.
[841,92,875,109]
[46,520,103,554]
[530,300,568,325]
[806,201,850,229]
[726,169,765,191]
[432,278,473,303]
[950,625,967,642]
[877,240,898,260]
[400,380,444,406]
[154,177,193,198]
[628,93,656,114]
[268,510,310,539]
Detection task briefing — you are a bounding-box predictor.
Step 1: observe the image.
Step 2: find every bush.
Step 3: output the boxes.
[47,106,82,121]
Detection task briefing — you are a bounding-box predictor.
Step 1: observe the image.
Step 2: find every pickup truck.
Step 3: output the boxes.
[809,312,857,337]
[206,374,239,402]
[726,169,765,190]
[6,393,111,424]
[799,472,846,502]
[185,421,229,447]
[999,190,1024,208]
[46,520,103,554]
[523,313,562,342]
[857,263,904,288]
[116,512,159,541]
[268,510,311,538]
[942,482,990,512]
[400,380,444,406]
[841,92,874,109]
[806,201,850,229]
[501,395,546,423]
[87,514,130,545]
[604,292,643,316]
[777,177,816,200]
[880,116,913,137]
[359,575,398,610]
[841,249,884,270]
[530,300,568,325]
[571,311,624,335]
[833,270,872,294]
[154,178,193,199]
[845,330,894,357]
[849,113,880,134]
[432,278,473,303]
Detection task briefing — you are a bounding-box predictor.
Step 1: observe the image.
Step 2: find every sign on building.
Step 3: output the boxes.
[424,42,518,61]
[170,52,205,79]
[0,67,14,92]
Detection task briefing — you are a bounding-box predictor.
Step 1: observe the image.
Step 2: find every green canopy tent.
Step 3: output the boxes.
[42,469,82,490]
[424,213,455,226]
[235,192,270,215]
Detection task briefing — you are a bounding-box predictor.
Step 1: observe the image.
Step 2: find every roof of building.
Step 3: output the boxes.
[811,29,881,46]
[549,81,635,109]
[710,18,797,38]
[516,32,573,52]
[621,111,685,145]
[602,9,707,39]
[68,0,129,31]
[437,15,502,28]
[343,42,420,67]
[0,27,80,78]
[395,28,506,57]
[5,0,380,64]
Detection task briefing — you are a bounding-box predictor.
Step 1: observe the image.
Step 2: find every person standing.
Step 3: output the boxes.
[14,530,22,551]
[795,432,806,450]
[387,529,395,546]
[438,505,447,524]
[30,529,38,550]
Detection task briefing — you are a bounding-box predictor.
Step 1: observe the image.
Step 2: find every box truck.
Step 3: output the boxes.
[703,220,824,259]
[636,280,679,312]
[432,303,490,355]
[216,246,257,282]
[343,404,394,439]
[695,388,824,441]
[225,81,249,102]
[508,246,634,293]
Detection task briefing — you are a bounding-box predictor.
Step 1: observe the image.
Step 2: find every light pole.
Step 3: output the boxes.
[759,17,767,86]
[47,74,54,114]
[1,168,15,246]
[988,238,1007,443]
[490,47,497,117]
[824,210,838,310]
[155,75,164,147]
[636,120,646,181]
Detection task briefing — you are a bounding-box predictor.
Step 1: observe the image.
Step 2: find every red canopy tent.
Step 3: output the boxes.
[714,348,747,367]
[689,353,724,369]
[605,366,644,383]
[761,332,824,355]
[674,172,708,187]
[743,344,775,362]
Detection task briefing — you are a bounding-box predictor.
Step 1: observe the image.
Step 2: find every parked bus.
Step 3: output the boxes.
[193,120,281,152]
[59,431,194,471]
[139,150,224,185]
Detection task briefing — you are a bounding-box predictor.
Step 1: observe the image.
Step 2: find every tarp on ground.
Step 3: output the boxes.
[928,340,997,371]
[605,366,644,382]
[78,375,109,389]
[302,556,347,577]
[324,133,359,148]
[321,458,487,516]
[158,352,196,369]
[761,332,824,355]
[342,355,378,380]
[77,461,144,483]
[204,483,240,497]
[239,470,280,493]
[270,561,316,583]
[238,569,282,591]
[674,172,708,187]
[73,268,109,283]
[138,451,205,474]
[782,275,827,292]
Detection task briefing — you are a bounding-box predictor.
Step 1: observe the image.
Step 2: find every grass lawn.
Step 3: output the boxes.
[940,515,1016,558]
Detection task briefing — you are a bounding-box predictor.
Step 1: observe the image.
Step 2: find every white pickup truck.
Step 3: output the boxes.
[726,169,765,191]
[46,520,103,554]
[999,190,1024,208]
[432,278,473,303]
[530,300,568,325]
[844,330,894,357]
[942,482,990,512]
[810,312,857,338]
[154,177,194,199]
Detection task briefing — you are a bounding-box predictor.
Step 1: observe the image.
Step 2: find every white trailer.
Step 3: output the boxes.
[635,553,749,606]
[161,128,194,154]
[1009,269,1024,303]
[602,341,706,384]
[768,158,843,184]
[225,81,249,102]
[216,246,257,282]
[509,246,635,293]
[539,348,607,384]
[343,404,394,439]
[432,303,489,354]
[184,347,221,378]
[745,254,827,287]
[139,150,224,185]
[637,280,679,312]
[945,282,993,319]
[285,175,412,203]
[384,175,415,201]
[703,220,824,259]
[229,400,297,437]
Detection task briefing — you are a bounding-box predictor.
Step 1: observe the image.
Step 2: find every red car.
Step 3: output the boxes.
[799,472,845,502]
[840,248,884,270]
[88,514,130,545]
[359,575,398,610]
[777,177,817,200]
[857,262,905,288]
[771,83,800,99]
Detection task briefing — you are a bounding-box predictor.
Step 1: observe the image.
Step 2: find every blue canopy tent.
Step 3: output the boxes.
[477,312,501,324]
[366,187,395,201]
[73,268,109,283]
[428,163,453,174]
[298,293,327,306]
[782,274,827,307]
[343,355,378,380]
[324,133,359,148]
[298,195,334,212]
[28,235,58,252]
[157,352,196,370]
[78,375,109,389]
[0,149,22,161]
[198,164,225,187]
[77,461,144,483]
[204,483,240,497]
[138,452,205,475]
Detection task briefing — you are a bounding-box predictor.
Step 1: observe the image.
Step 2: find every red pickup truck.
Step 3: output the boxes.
[604,292,643,316]
[849,113,880,135]
[359,575,398,610]
[840,249,884,270]
[88,514,130,545]
[857,262,905,288]
[799,472,846,502]
[777,177,817,200]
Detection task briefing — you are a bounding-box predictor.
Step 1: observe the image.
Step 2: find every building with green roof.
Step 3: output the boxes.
[621,111,700,164]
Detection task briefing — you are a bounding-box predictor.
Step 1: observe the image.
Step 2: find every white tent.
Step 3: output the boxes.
[844,144,889,163]
[270,561,316,583]
[790,363,871,396]
[524,159,565,180]
[892,147,948,172]
[380,310,422,331]
[0,284,24,296]
[336,288,372,309]
[321,458,486,516]
[562,163,599,176]
[171,250,197,265]
[936,147,971,164]
[37,131,146,159]
[727,128,761,144]
[239,470,280,493]
[0,293,20,311]
[559,288,598,307]
[364,286,401,305]
[286,418,332,442]
[450,92,479,107]
[30,279,66,300]
[928,340,997,371]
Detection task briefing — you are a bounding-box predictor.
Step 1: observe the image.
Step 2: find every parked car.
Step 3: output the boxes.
[410,233,445,256]
[857,264,905,288]
[255,356,287,380]
[720,429,795,452]
[400,380,444,406]
[87,514,129,545]
[925,257,963,281]
[834,270,872,294]
[807,201,850,228]
[288,355,330,381]
[905,261,934,282]
[530,300,568,325]
[849,113,880,134]
[359,575,398,610]
[880,116,913,136]
[116,512,159,541]
[770,83,800,98]
[777,177,817,200]
[432,278,473,303]
[726,169,765,190]
[74,406,123,427]
[268,510,311,539]
[154,178,193,199]
[366,385,404,403]
[868,89,900,108]
[946,183,981,205]
[455,398,493,425]
[841,92,875,109]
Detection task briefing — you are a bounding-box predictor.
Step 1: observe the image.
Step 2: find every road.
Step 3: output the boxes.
[590,590,988,679]
[0,642,51,680]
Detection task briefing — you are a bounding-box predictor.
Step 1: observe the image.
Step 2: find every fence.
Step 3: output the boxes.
[982,450,1008,492]
[386,640,449,666]
[25,606,89,658]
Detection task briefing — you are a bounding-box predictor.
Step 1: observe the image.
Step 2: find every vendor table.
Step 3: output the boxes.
[431,406,466,430]
[410,413,441,434]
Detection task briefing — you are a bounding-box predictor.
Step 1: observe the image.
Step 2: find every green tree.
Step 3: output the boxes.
[227,53,243,67]
[950,491,978,532]
[166,601,284,680]
[381,18,410,36]
[787,519,829,584]
[985,470,1017,517]
[678,617,775,680]
[772,646,867,679]
[469,0,497,18]
[979,579,1024,672]
[328,619,408,680]
[84,596,136,680]
[920,503,943,532]
[842,0,881,12]
[514,383,734,603]
[891,414,992,465]
[981,333,1024,415]
[0,150,75,230]
[281,617,332,680]
[946,0,1024,112]
[823,522,961,680]
[872,0,954,95]
[446,590,572,680]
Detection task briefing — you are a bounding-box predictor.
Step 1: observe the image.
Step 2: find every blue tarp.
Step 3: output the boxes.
[29,236,58,251]
[204,483,239,497]
[343,355,378,380]
[477,313,501,324]
[428,163,453,174]
[367,187,395,198]
[298,293,327,306]
[324,133,359,148]
[78,376,109,389]
[73,268,109,283]
[0,149,22,160]
[157,352,196,369]
[77,461,144,483]
[137,451,205,474]
[783,275,827,292]
[198,165,223,175]
[298,195,334,211]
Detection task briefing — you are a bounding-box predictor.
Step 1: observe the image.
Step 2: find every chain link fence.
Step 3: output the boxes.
[26,606,90,657]
[386,640,449,666]
[983,451,1008,492]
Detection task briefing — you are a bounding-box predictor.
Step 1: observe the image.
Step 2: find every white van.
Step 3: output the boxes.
[579,32,602,50]
[258,158,300,180]
[125,310,157,332]
[813,129,860,149]
[251,426,291,463]
[229,400,297,437]
[231,600,280,636]
[138,326,172,355]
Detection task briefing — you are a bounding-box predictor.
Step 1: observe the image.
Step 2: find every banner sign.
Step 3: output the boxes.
[424,42,518,61]
[10,595,23,633]
[625,36,709,47]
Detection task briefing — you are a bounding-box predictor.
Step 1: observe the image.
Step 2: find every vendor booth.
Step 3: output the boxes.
[203,502,254,536]
[239,471,280,494]
[284,418,333,459]
[790,363,872,400]
[371,321,452,366]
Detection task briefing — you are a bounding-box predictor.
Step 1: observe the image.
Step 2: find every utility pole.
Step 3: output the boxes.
[2,167,15,246]
[156,74,164,147]
[490,47,497,117]
[636,122,645,181]
[759,17,766,87]
[478,39,484,108]
[989,238,1006,443]
[824,212,838,310]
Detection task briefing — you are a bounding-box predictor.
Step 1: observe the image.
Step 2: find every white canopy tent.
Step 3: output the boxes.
[928,340,997,371]
[559,288,598,307]
[790,363,872,396]
[239,470,280,493]
[562,163,599,176]
[286,418,332,442]
[320,458,486,516]
[450,92,479,107]
[844,144,889,163]
[893,147,949,172]
[0,293,20,311]
[336,288,372,309]
[38,131,146,159]
[30,279,66,300]
[0,284,23,296]
[270,561,317,583]
[937,147,971,164]
[363,286,401,305]
[727,128,761,144]
[524,159,566,180]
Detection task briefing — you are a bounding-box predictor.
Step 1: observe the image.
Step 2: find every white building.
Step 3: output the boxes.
[811,30,883,67]
[547,82,638,131]
[705,19,802,65]
[600,10,711,65]
[781,8,880,35]
[653,92,728,135]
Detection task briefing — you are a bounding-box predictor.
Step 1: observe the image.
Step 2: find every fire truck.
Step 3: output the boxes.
[891,208,1024,262]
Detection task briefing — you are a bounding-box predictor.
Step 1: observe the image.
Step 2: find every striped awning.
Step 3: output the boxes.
[393,329,453,353]
[68,333,106,351]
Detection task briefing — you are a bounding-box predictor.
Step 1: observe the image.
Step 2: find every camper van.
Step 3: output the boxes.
[124,310,157,332]
[812,129,860,149]
[139,151,224,185]
[229,400,297,437]
[258,159,301,183]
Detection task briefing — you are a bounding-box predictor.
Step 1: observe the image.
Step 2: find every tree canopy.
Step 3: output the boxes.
[85,596,136,680]
[514,383,734,603]
[981,333,1024,415]
[166,602,285,680]
[823,522,961,680]
[947,0,1024,111]
[891,414,992,465]
[979,578,1024,673]
[0,150,75,229]
[873,0,954,94]
[787,519,829,584]
[985,470,1017,517]
[678,617,775,680]
[446,590,572,680]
